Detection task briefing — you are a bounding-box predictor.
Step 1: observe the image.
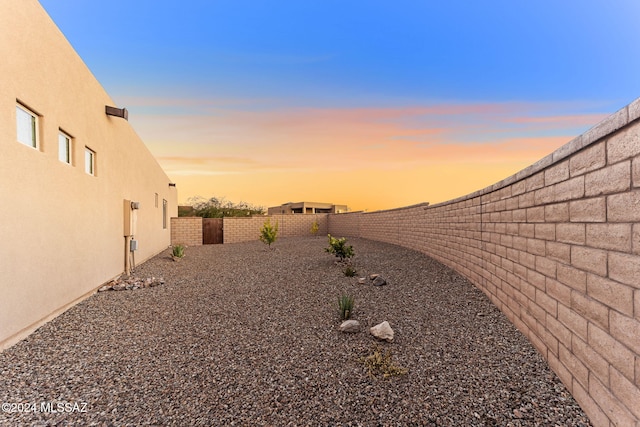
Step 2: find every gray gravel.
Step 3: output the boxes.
[0,237,592,426]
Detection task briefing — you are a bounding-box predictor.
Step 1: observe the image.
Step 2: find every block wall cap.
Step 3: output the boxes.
[425,96,640,210]
[629,97,640,123]
[364,202,429,214]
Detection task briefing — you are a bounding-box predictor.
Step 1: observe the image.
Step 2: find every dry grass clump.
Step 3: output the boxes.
[360,344,408,379]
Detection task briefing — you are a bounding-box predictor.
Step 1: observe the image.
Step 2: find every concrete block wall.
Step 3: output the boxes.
[224,214,328,244]
[223,216,274,244]
[170,217,202,246]
[278,213,328,238]
[327,211,362,238]
[328,99,640,427]
[171,214,329,245]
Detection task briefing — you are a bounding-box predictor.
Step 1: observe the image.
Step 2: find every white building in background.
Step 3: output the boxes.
[268,201,348,215]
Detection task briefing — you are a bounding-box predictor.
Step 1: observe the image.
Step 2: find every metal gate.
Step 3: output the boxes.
[202,218,223,244]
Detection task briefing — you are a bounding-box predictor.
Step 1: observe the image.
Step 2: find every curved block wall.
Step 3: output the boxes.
[328,98,640,427]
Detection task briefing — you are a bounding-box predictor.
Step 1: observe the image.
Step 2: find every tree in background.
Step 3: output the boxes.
[181,196,265,218]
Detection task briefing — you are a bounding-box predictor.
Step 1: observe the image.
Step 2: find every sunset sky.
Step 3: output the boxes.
[39,0,640,211]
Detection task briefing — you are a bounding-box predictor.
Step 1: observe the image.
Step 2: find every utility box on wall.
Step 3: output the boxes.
[123,199,138,236]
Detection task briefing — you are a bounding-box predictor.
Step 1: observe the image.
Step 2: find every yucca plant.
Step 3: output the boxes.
[338,294,355,320]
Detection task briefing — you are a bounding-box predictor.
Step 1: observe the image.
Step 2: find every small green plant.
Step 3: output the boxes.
[343,264,357,277]
[338,294,355,320]
[310,219,320,236]
[259,218,279,247]
[360,345,408,379]
[172,244,185,258]
[325,234,354,262]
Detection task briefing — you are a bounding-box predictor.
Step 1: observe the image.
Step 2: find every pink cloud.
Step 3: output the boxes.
[133,99,601,185]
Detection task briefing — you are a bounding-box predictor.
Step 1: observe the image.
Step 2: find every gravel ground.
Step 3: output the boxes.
[0,237,592,426]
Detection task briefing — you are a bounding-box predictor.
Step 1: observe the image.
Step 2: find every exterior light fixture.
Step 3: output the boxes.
[105,106,128,120]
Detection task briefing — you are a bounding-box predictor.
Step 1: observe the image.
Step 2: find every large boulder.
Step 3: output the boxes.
[339,320,360,333]
[370,321,394,342]
[372,276,387,286]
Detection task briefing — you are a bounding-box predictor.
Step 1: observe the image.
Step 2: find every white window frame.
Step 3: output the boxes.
[16,104,39,149]
[84,147,96,176]
[163,199,168,229]
[58,131,73,165]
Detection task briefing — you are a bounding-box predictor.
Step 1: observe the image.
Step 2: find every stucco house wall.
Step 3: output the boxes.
[0,0,177,350]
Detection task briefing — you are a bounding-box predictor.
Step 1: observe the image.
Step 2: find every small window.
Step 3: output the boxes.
[162,199,168,229]
[84,147,95,175]
[155,193,159,208]
[58,131,72,164]
[16,104,38,148]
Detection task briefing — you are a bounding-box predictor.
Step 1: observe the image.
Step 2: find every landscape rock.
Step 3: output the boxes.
[97,276,165,292]
[358,277,366,284]
[370,321,394,342]
[339,320,360,333]
[372,276,387,286]
[369,274,379,280]
[148,277,163,287]
[0,237,592,426]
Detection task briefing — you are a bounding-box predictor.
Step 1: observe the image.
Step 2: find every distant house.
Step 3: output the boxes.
[267,201,348,215]
[0,0,177,350]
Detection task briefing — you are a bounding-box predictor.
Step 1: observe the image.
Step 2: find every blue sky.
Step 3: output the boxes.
[39,0,640,210]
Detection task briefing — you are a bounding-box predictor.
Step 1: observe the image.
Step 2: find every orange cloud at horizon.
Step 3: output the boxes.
[169,161,537,212]
[123,99,606,211]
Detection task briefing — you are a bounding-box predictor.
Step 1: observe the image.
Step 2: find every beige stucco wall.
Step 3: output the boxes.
[0,0,177,350]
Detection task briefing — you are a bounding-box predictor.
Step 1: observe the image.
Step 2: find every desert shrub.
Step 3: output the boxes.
[361,345,408,378]
[325,234,354,261]
[338,294,354,320]
[343,264,357,277]
[310,219,320,236]
[172,244,185,258]
[259,218,278,247]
